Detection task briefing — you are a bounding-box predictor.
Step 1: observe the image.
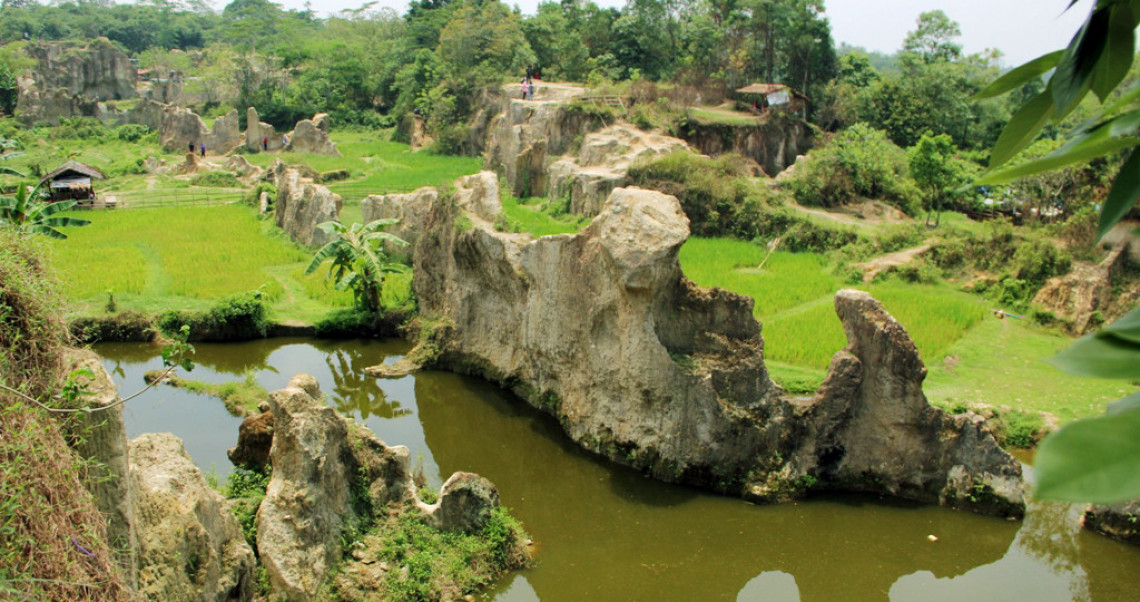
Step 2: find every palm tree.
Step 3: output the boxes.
[0,182,90,239]
[304,219,410,313]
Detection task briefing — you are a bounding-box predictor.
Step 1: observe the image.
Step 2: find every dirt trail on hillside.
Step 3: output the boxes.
[856,244,931,282]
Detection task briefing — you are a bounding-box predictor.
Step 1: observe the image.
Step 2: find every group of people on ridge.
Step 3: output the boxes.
[520,65,541,100]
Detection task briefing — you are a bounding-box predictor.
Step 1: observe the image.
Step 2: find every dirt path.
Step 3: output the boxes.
[787,200,911,229]
[856,244,931,282]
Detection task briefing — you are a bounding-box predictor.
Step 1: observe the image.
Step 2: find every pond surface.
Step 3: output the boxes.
[97,338,1140,601]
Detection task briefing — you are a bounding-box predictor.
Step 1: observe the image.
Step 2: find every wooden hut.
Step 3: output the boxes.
[39,161,105,203]
[735,83,810,115]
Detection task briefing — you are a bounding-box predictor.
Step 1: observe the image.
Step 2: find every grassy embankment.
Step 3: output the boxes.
[677,236,1134,422]
[36,130,481,324]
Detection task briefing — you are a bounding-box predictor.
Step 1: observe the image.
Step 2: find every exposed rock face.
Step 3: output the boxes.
[64,349,137,587]
[418,472,501,534]
[159,106,208,154]
[274,164,342,247]
[227,410,274,471]
[411,185,1025,516]
[1032,242,1139,335]
[793,290,1024,512]
[453,171,503,223]
[483,85,603,199]
[130,433,256,602]
[206,109,243,155]
[16,39,136,124]
[286,113,341,156]
[224,154,264,184]
[548,125,691,216]
[1084,500,1140,546]
[362,187,438,250]
[245,107,281,151]
[257,375,358,600]
[677,114,813,177]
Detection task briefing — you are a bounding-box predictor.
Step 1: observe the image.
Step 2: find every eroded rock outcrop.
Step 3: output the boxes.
[549,125,691,216]
[285,113,341,156]
[362,187,437,250]
[255,374,501,599]
[1084,500,1140,546]
[130,433,256,601]
[245,107,281,152]
[1032,241,1140,335]
[408,184,1025,516]
[274,164,342,247]
[16,39,136,124]
[206,109,243,155]
[678,113,812,177]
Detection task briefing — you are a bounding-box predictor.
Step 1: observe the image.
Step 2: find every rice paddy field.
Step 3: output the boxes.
[678,236,1134,420]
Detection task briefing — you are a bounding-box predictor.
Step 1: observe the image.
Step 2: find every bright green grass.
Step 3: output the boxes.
[48,205,319,318]
[688,108,760,126]
[924,318,1137,421]
[679,238,839,317]
[500,195,586,236]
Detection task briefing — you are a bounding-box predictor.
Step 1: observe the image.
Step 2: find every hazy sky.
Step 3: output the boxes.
[270,0,1093,68]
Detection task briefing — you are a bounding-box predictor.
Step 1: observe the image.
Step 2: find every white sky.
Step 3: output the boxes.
[268,0,1092,68]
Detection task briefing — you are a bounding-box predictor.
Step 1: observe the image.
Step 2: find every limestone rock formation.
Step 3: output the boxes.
[548,124,691,216]
[130,433,256,602]
[274,164,342,247]
[64,349,137,586]
[1084,500,1140,546]
[159,106,208,154]
[224,154,264,184]
[206,109,243,155]
[483,85,601,199]
[418,472,501,534]
[410,185,1025,516]
[1032,241,1139,335]
[16,39,136,124]
[228,410,274,471]
[678,113,812,177]
[245,107,281,152]
[286,114,341,156]
[361,187,438,250]
[257,375,358,600]
[453,171,503,223]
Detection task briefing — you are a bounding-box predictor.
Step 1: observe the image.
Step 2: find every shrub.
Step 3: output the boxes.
[1011,239,1071,286]
[115,124,151,142]
[992,409,1046,449]
[70,311,156,343]
[314,308,409,338]
[157,291,269,341]
[789,123,921,215]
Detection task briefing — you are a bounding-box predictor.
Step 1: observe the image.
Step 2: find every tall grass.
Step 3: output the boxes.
[499,194,585,237]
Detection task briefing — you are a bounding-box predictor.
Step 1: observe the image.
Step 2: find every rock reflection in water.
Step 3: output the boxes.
[96,338,1140,601]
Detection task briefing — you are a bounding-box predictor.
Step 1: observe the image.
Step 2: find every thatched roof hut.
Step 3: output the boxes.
[39,161,105,202]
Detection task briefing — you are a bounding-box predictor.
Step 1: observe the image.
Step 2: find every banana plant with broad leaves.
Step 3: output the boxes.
[0,182,90,239]
[975,0,1140,504]
[304,219,410,314]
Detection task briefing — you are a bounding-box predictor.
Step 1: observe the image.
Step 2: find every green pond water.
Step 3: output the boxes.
[96,338,1140,601]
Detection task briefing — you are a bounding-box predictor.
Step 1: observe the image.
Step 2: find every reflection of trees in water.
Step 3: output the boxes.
[324,348,409,420]
[1016,500,1090,599]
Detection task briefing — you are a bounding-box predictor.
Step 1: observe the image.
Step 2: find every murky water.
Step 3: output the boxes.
[96,338,1140,601]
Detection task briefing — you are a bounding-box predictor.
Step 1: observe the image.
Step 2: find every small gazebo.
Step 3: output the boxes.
[735,83,810,114]
[39,161,105,203]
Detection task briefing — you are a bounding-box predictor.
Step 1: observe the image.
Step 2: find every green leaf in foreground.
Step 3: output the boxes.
[1102,305,1140,344]
[973,50,1063,99]
[1107,390,1140,415]
[1034,408,1140,503]
[1098,149,1140,241]
[987,89,1056,168]
[1047,329,1140,379]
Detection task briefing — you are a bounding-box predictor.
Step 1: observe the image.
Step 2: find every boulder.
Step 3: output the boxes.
[130,433,256,602]
[1084,500,1140,546]
[361,187,437,250]
[285,114,341,156]
[224,154,264,184]
[410,185,1026,517]
[418,472,501,534]
[274,165,342,247]
[227,410,274,471]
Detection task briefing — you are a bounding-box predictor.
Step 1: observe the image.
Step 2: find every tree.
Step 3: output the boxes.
[0,182,90,239]
[902,9,962,63]
[908,132,958,227]
[975,0,1140,504]
[304,220,409,314]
